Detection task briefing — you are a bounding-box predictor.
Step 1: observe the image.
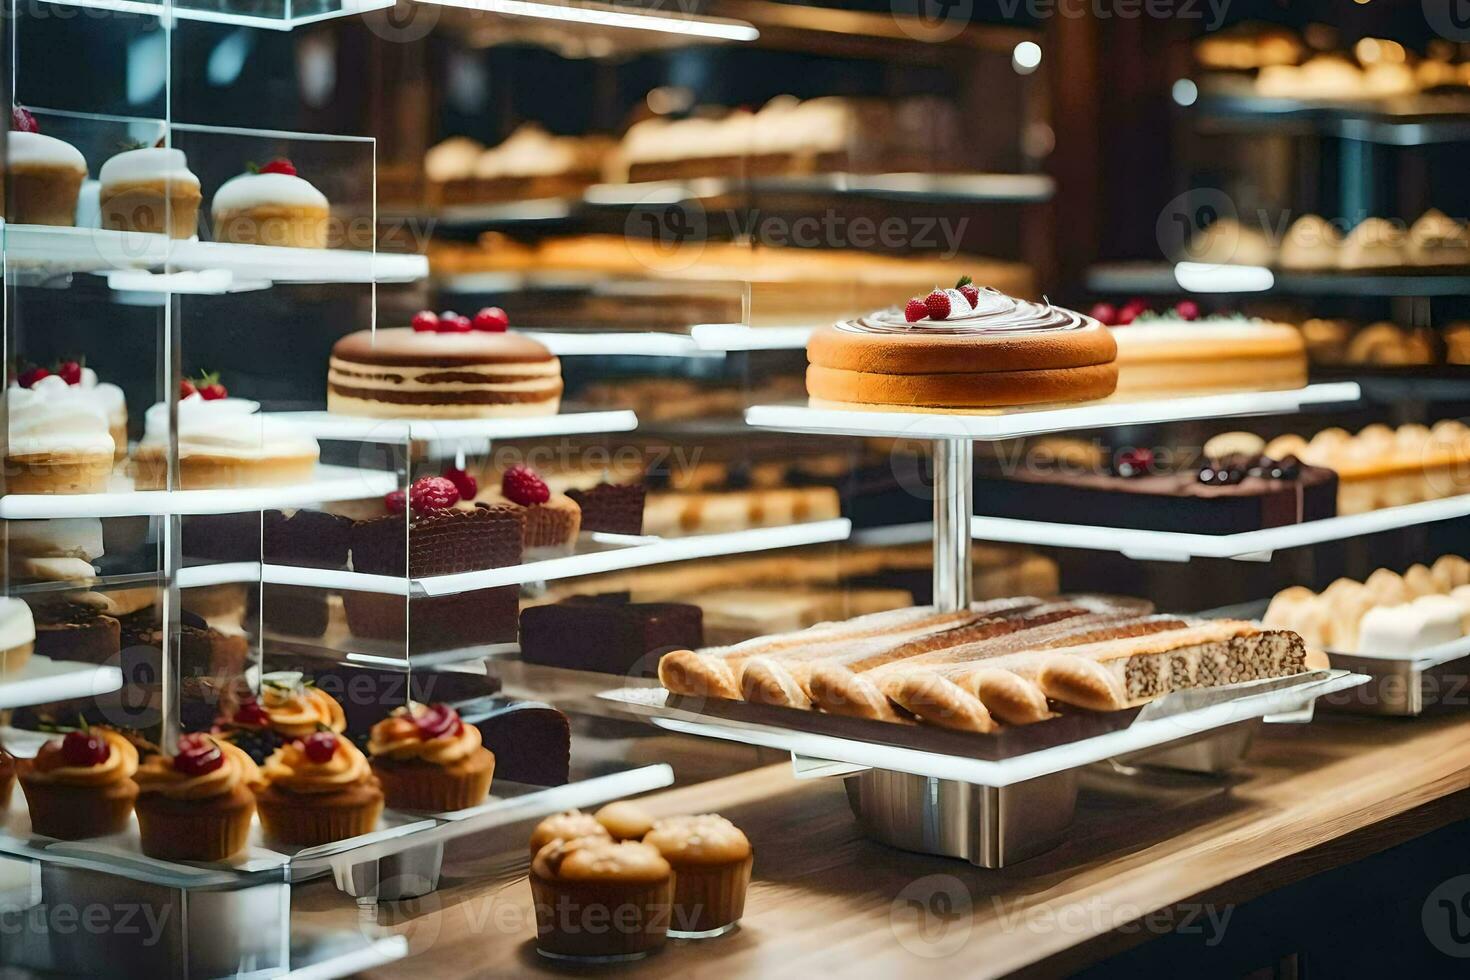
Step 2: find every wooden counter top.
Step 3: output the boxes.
[297,712,1470,978]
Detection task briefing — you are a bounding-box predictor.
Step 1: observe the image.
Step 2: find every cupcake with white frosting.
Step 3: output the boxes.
[6,108,87,226]
[0,599,36,674]
[211,158,330,249]
[132,381,319,489]
[5,374,115,494]
[99,145,202,239]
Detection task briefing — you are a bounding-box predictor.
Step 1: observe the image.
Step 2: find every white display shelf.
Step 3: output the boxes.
[1339,633,1470,668]
[0,657,123,711]
[519,324,812,357]
[36,0,395,29]
[689,323,814,352]
[2,224,426,286]
[267,409,638,442]
[183,520,853,596]
[970,493,1470,562]
[0,763,673,890]
[746,383,1361,442]
[0,466,397,519]
[600,670,1367,788]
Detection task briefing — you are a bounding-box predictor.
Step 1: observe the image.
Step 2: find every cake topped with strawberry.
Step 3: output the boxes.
[211,158,331,249]
[11,358,128,458]
[328,309,562,419]
[6,106,88,227]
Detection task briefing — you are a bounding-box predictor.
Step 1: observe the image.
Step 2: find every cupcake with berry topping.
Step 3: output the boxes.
[6,107,87,226]
[133,733,262,861]
[6,372,116,494]
[485,464,582,551]
[211,159,330,249]
[219,671,346,763]
[256,731,383,846]
[18,728,140,839]
[367,702,495,812]
[99,145,202,239]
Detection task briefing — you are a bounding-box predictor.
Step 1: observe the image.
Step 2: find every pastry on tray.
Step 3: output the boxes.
[99,145,201,239]
[658,596,1307,734]
[1269,419,1470,514]
[133,382,319,489]
[211,158,330,249]
[6,107,87,226]
[19,728,140,839]
[327,310,561,419]
[529,837,672,961]
[804,281,1118,410]
[133,734,263,861]
[6,373,116,493]
[367,702,495,812]
[256,731,383,847]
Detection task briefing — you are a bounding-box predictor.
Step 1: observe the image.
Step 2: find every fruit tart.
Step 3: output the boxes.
[19,728,140,839]
[134,733,263,861]
[367,703,495,812]
[256,732,383,847]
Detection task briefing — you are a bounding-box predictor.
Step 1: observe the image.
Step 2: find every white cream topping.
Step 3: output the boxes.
[6,375,114,456]
[141,394,318,459]
[0,598,36,650]
[78,368,127,426]
[8,518,104,560]
[98,147,200,189]
[7,131,87,172]
[211,171,328,214]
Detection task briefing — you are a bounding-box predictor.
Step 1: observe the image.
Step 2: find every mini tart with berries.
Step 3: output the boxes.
[326,317,561,420]
[483,464,582,551]
[211,160,330,249]
[18,729,140,840]
[133,390,319,490]
[134,734,263,861]
[256,732,383,847]
[6,374,116,494]
[807,284,1118,411]
[245,672,348,739]
[367,703,495,812]
[6,108,88,226]
[98,146,202,240]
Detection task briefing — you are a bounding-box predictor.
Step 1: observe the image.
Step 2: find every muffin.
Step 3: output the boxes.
[210,159,330,249]
[643,814,753,938]
[530,837,672,961]
[595,800,656,842]
[7,108,87,226]
[99,146,202,239]
[529,809,611,856]
[367,703,495,812]
[19,729,140,839]
[134,734,262,861]
[255,732,383,847]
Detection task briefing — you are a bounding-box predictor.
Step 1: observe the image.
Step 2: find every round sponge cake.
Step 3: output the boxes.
[328,328,562,418]
[806,291,1117,410]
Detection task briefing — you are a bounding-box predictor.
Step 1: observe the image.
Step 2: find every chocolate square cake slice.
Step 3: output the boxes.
[520,593,703,676]
[566,483,646,535]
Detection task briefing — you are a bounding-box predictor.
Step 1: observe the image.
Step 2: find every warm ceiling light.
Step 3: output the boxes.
[414,0,759,41]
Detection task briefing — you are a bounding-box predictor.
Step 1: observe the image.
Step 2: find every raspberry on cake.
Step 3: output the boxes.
[327,312,563,419]
[806,284,1118,410]
[211,158,330,249]
[485,464,582,551]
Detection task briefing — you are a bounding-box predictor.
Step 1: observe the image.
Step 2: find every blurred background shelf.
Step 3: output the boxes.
[36,0,395,30]
[1086,261,1470,297]
[0,658,123,711]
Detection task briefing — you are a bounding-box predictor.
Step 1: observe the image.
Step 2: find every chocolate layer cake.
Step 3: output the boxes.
[971,455,1337,534]
[31,605,121,665]
[521,593,703,676]
[343,503,525,650]
[458,695,571,786]
[566,483,646,535]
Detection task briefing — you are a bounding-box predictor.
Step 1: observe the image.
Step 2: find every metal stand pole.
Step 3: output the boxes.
[932,437,973,613]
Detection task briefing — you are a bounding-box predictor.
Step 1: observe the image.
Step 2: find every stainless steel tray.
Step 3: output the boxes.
[599,669,1367,789]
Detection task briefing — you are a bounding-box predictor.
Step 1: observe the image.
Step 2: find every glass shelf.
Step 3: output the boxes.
[0,466,398,519]
[599,671,1366,788]
[745,383,1361,442]
[970,494,1470,563]
[37,0,396,31]
[0,657,124,711]
[1086,260,1470,297]
[267,409,638,443]
[1188,86,1470,146]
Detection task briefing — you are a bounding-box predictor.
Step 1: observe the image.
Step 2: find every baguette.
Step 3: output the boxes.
[884,672,997,734]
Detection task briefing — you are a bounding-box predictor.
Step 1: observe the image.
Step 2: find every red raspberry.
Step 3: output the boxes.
[301,731,338,764]
[180,378,198,398]
[473,307,509,332]
[449,314,473,333]
[958,284,981,308]
[501,464,549,506]
[1087,302,1118,326]
[409,475,460,513]
[904,297,928,323]
[234,698,271,727]
[1173,300,1201,321]
[442,466,478,500]
[411,310,440,333]
[199,381,228,401]
[413,703,462,740]
[924,289,951,321]
[1115,305,1143,326]
[11,107,38,134]
[16,366,49,388]
[60,730,110,767]
[384,489,407,514]
[258,158,297,177]
[173,734,225,776]
[56,359,83,385]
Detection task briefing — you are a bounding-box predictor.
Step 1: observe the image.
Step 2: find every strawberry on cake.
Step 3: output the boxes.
[805,279,1118,411]
[211,158,330,249]
[327,308,562,419]
[5,107,87,226]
